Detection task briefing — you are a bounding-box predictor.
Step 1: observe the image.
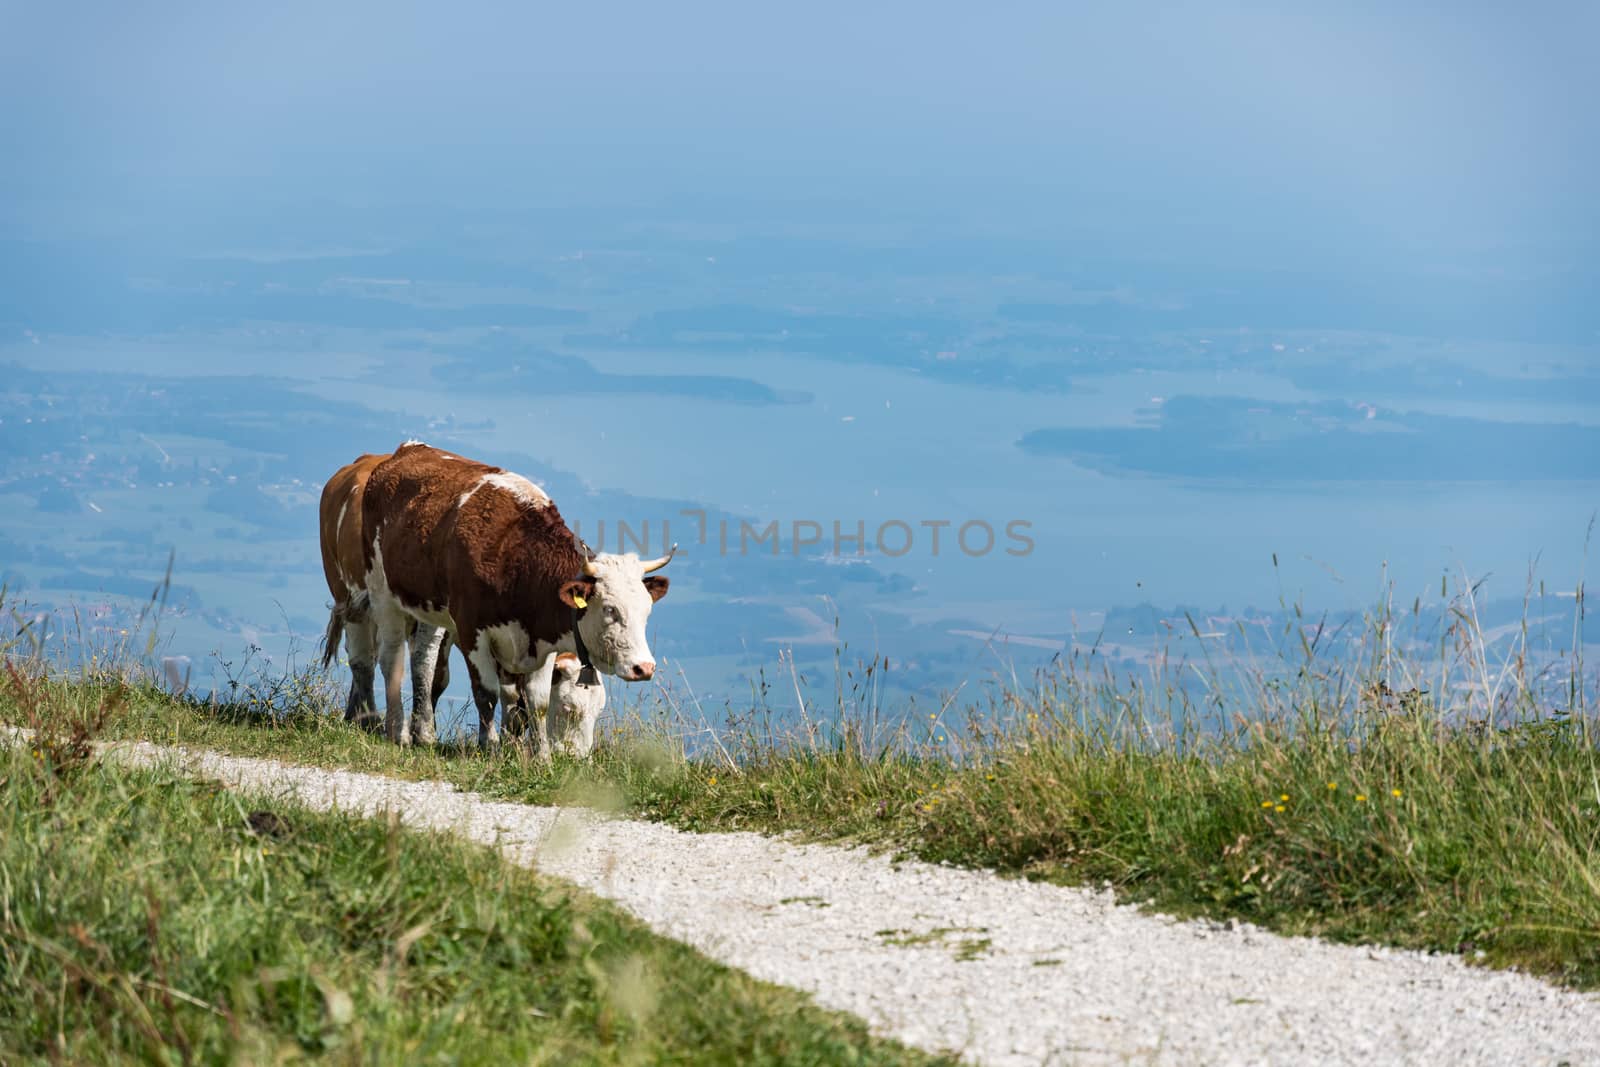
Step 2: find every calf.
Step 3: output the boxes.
[548,651,607,757]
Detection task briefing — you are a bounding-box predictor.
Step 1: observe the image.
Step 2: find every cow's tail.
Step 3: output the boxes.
[320,590,370,670]
[320,605,345,670]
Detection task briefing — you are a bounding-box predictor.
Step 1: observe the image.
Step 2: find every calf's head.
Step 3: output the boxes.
[550,652,606,757]
[559,548,672,681]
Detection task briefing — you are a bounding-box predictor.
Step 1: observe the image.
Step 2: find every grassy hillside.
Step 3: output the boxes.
[4,584,1597,997]
[0,672,948,1065]
[9,653,1595,993]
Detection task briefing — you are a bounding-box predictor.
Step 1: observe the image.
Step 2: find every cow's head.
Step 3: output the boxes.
[550,651,607,757]
[559,547,672,681]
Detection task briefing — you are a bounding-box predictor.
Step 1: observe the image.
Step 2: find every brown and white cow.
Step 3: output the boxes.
[354,441,672,752]
[318,451,450,739]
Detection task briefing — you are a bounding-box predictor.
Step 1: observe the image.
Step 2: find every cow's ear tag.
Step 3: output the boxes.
[572,594,587,609]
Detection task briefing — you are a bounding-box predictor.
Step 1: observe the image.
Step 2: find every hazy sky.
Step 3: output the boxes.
[4,1,1596,277]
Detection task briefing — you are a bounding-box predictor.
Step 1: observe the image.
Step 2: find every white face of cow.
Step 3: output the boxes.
[551,654,606,757]
[565,553,669,682]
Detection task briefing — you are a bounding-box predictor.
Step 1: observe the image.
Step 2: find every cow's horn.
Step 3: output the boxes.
[640,543,678,574]
[578,538,600,576]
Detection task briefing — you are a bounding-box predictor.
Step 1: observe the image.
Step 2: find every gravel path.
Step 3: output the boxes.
[108,740,1600,1066]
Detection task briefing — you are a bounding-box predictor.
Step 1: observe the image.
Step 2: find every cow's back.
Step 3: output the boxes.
[362,443,492,612]
[362,441,585,649]
[319,452,389,602]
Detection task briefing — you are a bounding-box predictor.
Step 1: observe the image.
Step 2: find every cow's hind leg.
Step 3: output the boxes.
[342,612,380,731]
[408,623,444,746]
[375,608,410,746]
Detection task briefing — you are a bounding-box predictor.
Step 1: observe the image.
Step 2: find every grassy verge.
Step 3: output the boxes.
[5,573,1598,993]
[0,675,949,1065]
[674,704,1600,988]
[19,661,1597,991]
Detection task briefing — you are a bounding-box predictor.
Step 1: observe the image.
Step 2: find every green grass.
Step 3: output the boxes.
[27,663,1595,990]
[667,703,1600,985]
[5,583,1598,995]
[0,676,949,1065]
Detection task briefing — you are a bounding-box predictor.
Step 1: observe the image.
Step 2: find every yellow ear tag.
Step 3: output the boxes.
[572,594,587,609]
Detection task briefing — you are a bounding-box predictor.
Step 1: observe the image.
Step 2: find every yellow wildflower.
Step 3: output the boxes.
[1274,805,1286,813]
[1355,794,1367,802]
[1391,788,1403,798]
[1278,794,1289,802]
[708,776,718,786]
[1326,782,1338,790]
[1261,800,1273,808]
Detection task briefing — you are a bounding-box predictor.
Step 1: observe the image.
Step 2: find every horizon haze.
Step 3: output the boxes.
[2,1,1596,730]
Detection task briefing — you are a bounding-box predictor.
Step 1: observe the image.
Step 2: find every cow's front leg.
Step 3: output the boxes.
[431,631,454,708]
[468,670,500,750]
[520,657,555,763]
[502,682,528,738]
[408,623,445,746]
[375,610,410,746]
[461,627,502,750]
[499,682,552,762]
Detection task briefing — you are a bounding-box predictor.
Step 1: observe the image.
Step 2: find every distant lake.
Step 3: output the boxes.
[5,248,1597,736]
[301,343,1599,626]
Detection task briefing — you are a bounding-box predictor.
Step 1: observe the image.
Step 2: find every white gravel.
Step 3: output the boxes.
[105,740,1600,1066]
